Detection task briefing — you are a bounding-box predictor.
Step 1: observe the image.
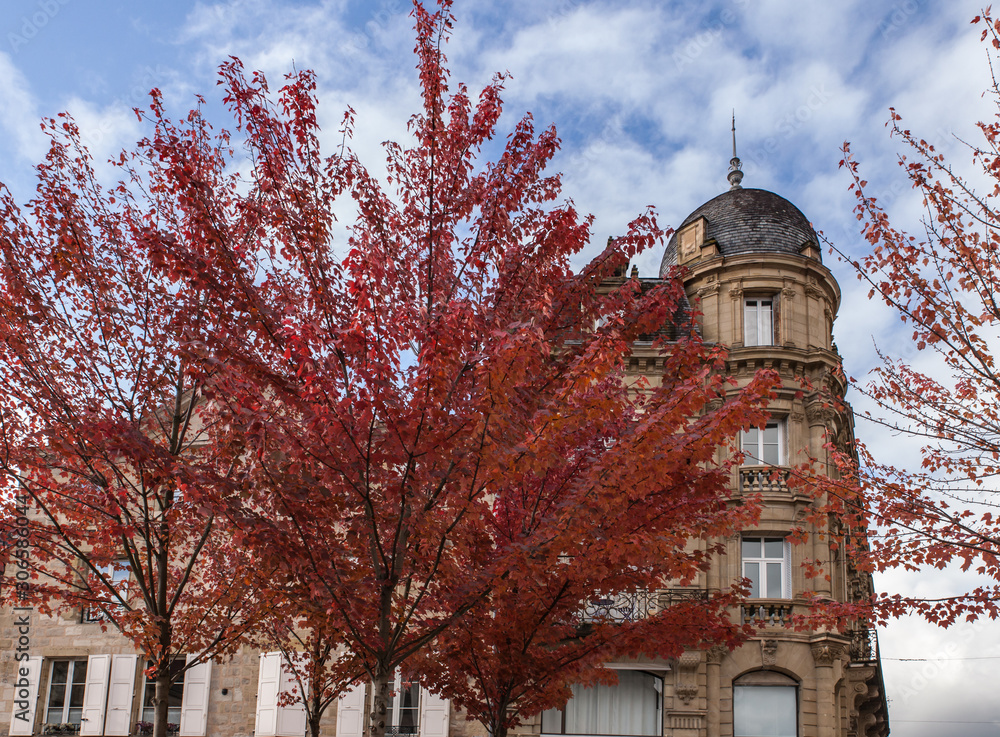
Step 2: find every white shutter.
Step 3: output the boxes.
[8,655,41,736]
[783,540,793,598]
[104,654,138,736]
[255,652,282,737]
[276,659,308,737]
[179,657,212,736]
[336,682,366,737]
[80,654,111,736]
[418,688,450,737]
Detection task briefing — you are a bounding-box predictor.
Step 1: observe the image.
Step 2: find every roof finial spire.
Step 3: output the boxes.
[728,111,744,190]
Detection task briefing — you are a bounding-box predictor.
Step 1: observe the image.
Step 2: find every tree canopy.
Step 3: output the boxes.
[1,4,781,737]
[812,10,1000,627]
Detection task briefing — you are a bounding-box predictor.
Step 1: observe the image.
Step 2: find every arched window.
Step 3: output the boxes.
[733,671,797,737]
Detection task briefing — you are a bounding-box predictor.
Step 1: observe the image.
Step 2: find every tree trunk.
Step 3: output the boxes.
[486,696,509,737]
[153,671,171,737]
[308,687,323,737]
[368,670,391,737]
[309,712,323,737]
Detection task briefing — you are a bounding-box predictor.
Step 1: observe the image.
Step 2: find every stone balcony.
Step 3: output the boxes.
[740,598,796,627]
[738,465,791,495]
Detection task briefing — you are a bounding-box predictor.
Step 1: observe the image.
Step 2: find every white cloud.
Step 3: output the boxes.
[0,52,46,167]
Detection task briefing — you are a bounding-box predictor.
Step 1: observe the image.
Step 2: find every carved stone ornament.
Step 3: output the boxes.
[805,401,837,430]
[729,282,744,300]
[675,651,702,704]
[761,639,778,667]
[810,642,846,665]
[707,645,728,665]
[697,280,721,298]
[675,684,699,705]
[805,277,825,300]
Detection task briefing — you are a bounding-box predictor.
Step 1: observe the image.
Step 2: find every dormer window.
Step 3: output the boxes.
[677,218,707,264]
[744,297,774,346]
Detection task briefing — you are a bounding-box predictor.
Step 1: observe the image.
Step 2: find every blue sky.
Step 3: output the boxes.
[1,1,997,734]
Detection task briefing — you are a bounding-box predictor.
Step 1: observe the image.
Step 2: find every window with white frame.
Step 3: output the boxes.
[740,421,784,466]
[541,669,662,736]
[733,671,798,737]
[141,658,185,729]
[44,659,87,727]
[84,561,129,622]
[741,537,791,599]
[387,672,420,737]
[744,298,774,346]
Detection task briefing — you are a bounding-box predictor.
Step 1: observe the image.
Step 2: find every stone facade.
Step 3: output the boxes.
[0,183,887,737]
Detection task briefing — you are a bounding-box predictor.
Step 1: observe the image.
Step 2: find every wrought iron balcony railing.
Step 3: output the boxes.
[581,590,660,623]
[849,625,880,665]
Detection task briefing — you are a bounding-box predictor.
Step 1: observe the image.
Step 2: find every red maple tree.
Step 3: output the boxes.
[0,114,264,737]
[1,4,781,737]
[139,4,778,737]
[805,10,1000,627]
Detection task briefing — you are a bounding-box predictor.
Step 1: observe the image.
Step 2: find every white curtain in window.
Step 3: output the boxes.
[734,685,796,737]
[561,671,660,736]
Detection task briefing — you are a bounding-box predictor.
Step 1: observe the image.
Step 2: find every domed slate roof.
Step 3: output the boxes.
[659,188,820,277]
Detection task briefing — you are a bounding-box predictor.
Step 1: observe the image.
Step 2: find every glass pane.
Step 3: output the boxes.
[764,539,784,559]
[762,424,779,465]
[167,706,182,728]
[742,428,759,463]
[745,302,759,346]
[759,301,773,346]
[542,708,563,733]
[70,682,87,709]
[744,562,760,598]
[397,683,419,735]
[50,660,69,686]
[734,685,796,737]
[742,539,761,558]
[766,563,783,598]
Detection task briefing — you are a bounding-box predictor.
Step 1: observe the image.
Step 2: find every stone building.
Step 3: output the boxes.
[0,154,888,737]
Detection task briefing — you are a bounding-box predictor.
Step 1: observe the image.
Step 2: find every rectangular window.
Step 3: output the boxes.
[541,670,662,736]
[740,422,784,466]
[742,538,791,599]
[141,659,185,730]
[83,561,130,622]
[744,298,774,346]
[387,672,420,737]
[44,659,88,727]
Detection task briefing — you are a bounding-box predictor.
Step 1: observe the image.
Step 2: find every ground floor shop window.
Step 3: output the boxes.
[541,670,662,736]
[733,671,797,737]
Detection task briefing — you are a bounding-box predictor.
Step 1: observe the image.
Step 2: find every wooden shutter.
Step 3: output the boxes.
[79,654,111,736]
[179,657,212,736]
[104,654,138,737]
[255,652,281,737]
[336,682,366,737]
[276,659,308,737]
[419,688,450,737]
[8,655,41,736]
